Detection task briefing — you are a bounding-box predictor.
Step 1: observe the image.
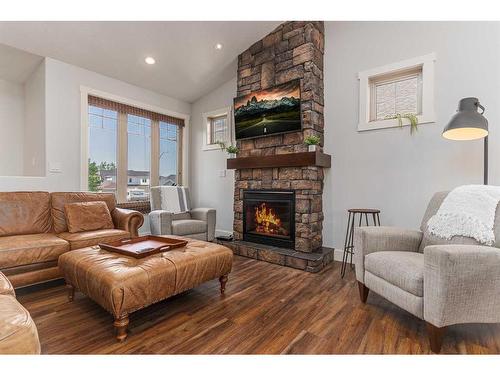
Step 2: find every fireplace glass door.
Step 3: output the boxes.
[243,190,295,249]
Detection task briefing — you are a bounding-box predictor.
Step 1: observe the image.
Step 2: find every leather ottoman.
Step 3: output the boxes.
[58,237,233,341]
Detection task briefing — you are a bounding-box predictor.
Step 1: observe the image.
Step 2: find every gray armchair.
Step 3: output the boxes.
[354,191,500,353]
[149,186,216,241]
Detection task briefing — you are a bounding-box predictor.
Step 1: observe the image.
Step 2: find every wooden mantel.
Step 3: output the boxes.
[227,150,331,170]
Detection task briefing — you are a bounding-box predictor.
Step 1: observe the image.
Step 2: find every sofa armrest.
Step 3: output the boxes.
[111,208,144,238]
[149,210,174,236]
[354,226,423,283]
[0,272,15,297]
[424,244,500,327]
[190,208,216,241]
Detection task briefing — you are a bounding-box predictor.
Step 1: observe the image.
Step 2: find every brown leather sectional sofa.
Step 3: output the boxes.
[0,271,40,354]
[0,191,144,288]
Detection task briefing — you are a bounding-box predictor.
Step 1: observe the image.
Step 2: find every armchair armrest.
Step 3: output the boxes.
[190,208,216,241]
[354,226,423,283]
[149,210,174,236]
[111,208,144,238]
[424,244,500,327]
[0,272,15,297]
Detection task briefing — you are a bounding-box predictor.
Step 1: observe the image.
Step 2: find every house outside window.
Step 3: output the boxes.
[85,95,185,202]
[202,107,232,150]
[358,53,436,131]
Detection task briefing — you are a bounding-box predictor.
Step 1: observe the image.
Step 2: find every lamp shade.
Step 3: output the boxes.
[442,97,488,140]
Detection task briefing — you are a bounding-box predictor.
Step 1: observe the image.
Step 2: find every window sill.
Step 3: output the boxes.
[202,144,223,151]
[358,114,435,132]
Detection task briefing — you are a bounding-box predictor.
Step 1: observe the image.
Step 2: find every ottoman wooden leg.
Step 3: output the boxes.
[114,315,129,342]
[67,284,75,302]
[219,275,228,294]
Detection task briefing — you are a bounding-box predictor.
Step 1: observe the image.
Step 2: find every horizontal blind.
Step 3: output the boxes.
[88,95,184,127]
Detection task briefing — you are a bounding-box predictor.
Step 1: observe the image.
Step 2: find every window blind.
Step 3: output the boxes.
[88,95,185,127]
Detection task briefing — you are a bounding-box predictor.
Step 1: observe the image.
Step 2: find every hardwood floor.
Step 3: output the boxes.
[16,256,500,354]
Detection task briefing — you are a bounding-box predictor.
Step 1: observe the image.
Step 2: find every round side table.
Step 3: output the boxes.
[341,208,381,278]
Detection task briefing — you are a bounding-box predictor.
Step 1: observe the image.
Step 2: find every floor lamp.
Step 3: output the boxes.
[442,97,489,185]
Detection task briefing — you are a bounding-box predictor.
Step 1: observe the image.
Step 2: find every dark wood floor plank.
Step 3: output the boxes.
[15,255,500,354]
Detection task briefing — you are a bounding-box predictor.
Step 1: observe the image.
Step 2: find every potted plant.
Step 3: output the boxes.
[226,145,239,159]
[384,113,419,134]
[304,135,321,152]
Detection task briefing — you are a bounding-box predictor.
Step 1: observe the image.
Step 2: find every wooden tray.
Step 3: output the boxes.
[98,235,188,259]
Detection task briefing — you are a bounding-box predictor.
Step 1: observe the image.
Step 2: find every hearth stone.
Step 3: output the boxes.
[218,240,334,273]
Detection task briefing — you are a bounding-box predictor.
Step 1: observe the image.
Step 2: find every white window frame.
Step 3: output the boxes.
[202,106,233,151]
[358,53,436,132]
[80,86,190,198]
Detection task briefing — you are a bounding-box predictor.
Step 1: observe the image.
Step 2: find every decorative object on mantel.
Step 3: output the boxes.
[226,145,239,159]
[215,140,239,159]
[304,135,321,152]
[384,113,419,134]
[341,208,381,278]
[442,97,489,184]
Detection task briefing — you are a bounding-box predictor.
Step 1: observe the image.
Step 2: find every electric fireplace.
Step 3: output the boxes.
[243,190,295,249]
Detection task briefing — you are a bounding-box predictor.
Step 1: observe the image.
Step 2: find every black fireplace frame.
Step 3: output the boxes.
[242,189,295,249]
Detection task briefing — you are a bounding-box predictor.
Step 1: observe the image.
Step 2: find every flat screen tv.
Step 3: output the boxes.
[234,79,301,140]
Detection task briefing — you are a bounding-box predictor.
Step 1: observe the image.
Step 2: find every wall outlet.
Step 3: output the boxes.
[218,170,226,177]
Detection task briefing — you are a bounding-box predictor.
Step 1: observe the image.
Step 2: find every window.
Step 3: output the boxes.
[202,107,232,150]
[88,105,117,194]
[159,121,178,186]
[358,53,435,131]
[127,114,151,201]
[208,115,228,145]
[85,95,184,202]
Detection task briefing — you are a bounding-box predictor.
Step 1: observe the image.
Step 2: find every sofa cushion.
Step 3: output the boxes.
[0,295,41,354]
[365,251,424,297]
[0,192,52,237]
[57,229,130,250]
[0,233,70,269]
[51,192,117,233]
[65,201,114,233]
[171,219,206,236]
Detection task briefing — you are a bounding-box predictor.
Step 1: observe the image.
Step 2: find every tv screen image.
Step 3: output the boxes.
[233,79,301,140]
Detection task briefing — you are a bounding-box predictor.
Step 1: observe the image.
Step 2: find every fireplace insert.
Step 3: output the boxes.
[243,190,295,249]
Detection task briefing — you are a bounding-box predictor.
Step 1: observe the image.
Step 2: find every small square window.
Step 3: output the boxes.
[202,107,232,150]
[370,67,422,121]
[358,53,435,131]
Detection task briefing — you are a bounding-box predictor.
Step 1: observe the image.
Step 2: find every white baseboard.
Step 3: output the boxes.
[333,248,344,262]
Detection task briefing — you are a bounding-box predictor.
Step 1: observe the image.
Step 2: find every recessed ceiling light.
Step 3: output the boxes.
[145,56,156,65]
[215,43,223,50]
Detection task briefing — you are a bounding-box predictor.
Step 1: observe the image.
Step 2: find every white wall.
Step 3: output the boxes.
[0,78,25,176]
[190,77,237,234]
[23,60,45,176]
[189,22,500,249]
[323,21,500,248]
[0,57,191,191]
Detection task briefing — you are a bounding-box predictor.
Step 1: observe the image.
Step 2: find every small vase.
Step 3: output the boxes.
[308,145,317,152]
[229,153,237,159]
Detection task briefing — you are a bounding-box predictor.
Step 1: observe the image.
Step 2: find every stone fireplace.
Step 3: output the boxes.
[221,21,334,273]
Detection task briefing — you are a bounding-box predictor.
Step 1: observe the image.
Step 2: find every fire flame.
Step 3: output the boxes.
[254,203,282,234]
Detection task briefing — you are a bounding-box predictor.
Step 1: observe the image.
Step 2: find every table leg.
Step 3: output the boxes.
[114,314,129,342]
[219,275,228,294]
[67,284,75,302]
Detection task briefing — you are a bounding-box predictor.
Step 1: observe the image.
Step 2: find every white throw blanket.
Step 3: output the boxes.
[427,185,500,245]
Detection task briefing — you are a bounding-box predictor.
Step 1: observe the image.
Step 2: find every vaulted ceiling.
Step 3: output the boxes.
[0,21,281,102]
